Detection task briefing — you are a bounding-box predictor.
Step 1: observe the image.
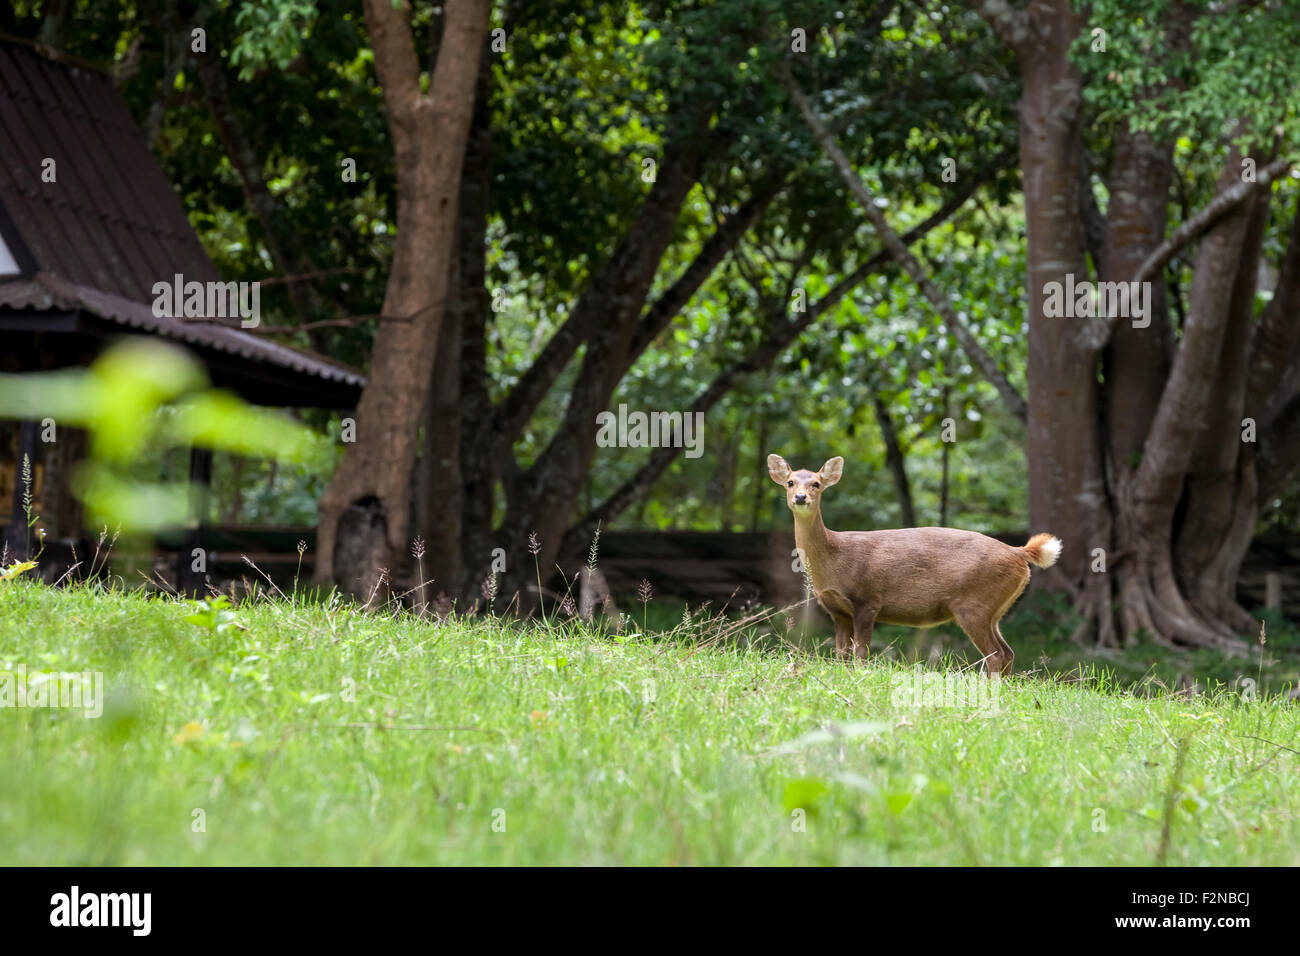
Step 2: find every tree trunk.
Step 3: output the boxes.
[315,0,491,597]
[940,386,950,526]
[976,0,1277,649]
[418,38,493,607]
[751,413,769,532]
[1014,1,1102,596]
[871,393,916,527]
[1095,125,1176,647]
[1120,150,1254,648]
[1174,179,1272,631]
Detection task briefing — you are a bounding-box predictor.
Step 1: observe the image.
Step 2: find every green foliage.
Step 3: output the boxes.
[1077,0,1300,149]
[230,0,319,80]
[183,595,241,634]
[0,340,330,532]
[3,0,1293,538]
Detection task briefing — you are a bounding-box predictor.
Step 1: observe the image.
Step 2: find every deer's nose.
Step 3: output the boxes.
[794,493,807,505]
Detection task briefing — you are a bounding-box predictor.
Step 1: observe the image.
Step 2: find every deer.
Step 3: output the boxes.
[768,454,1061,675]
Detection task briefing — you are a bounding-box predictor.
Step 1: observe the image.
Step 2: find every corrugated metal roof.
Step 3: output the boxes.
[0,37,365,397]
[0,271,366,389]
[0,40,220,301]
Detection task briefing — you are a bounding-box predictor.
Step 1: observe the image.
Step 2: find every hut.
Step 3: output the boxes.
[0,36,362,589]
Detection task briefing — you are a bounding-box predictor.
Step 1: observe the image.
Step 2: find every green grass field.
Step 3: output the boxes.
[1,579,1297,865]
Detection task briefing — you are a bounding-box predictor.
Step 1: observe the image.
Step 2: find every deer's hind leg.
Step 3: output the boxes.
[987,565,1030,674]
[951,606,1014,676]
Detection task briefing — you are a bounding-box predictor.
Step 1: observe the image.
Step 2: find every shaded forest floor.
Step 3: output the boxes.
[1,581,1297,865]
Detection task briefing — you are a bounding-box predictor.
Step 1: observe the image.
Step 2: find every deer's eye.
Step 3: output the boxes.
[813,482,820,489]
[787,480,793,487]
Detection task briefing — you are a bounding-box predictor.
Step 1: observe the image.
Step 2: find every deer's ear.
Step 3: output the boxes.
[819,456,844,487]
[767,454,791,485]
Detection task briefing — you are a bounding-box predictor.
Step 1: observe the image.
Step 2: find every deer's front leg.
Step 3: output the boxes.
[831,613,853,660]
[818,590,855,661]
[851,608,877,660]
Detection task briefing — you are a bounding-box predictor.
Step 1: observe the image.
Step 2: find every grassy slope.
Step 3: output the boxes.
[1,581,1297,865]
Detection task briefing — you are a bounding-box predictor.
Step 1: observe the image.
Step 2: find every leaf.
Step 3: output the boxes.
[782,778,830,814]
[184,596,241,633]
[0,561,38,581]
[169,391,328,465]
[886,792,913,814]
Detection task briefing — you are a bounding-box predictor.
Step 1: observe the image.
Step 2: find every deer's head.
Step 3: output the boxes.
[768,454,843,516]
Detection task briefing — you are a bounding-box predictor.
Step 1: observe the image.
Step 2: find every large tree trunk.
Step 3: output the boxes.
[1120,151,1254,648]
[1013,1,1102,596]
[973,0,1291,649]
[1174,178,1272,631]
[1095,126,1175,647]
[418,38,493,607]
[315,0,491,597]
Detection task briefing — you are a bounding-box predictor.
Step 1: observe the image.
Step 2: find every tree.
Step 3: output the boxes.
[312,0,492,596]
[967,0,1300,647]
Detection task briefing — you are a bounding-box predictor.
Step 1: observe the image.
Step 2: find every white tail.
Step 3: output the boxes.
[769,453,1061,675]
[1021,532,1062,569]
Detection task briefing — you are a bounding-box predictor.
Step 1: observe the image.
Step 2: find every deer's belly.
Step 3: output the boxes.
[878,606,953,628]
[816,586,953,628]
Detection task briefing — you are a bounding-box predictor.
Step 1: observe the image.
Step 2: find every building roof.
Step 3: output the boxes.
[0,36,364,408]
[1,271,366,392]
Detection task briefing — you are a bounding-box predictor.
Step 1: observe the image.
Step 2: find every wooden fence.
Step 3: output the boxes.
[142,527,1300,619]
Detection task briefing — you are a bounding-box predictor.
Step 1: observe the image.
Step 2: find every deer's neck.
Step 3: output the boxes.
[793,510,835,585]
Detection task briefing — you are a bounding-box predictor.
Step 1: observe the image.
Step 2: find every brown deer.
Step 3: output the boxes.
[769,454,1060,675]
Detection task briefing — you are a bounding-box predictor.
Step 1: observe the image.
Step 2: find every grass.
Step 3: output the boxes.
[1,579,1298,865]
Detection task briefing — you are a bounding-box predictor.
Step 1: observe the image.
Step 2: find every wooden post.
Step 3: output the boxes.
[1265,572,1282,610]
[176,447,213,596]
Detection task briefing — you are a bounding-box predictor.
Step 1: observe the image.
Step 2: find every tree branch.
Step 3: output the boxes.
[560,165,992,553]
[362,0,427,152]
[785,71,1028,424]
[194,43,329,334]
[490,140,749,447]
[626,174,788,364]
[1134,157,1292,285]
[1079,155,1107,277]
[872,392,917,527]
